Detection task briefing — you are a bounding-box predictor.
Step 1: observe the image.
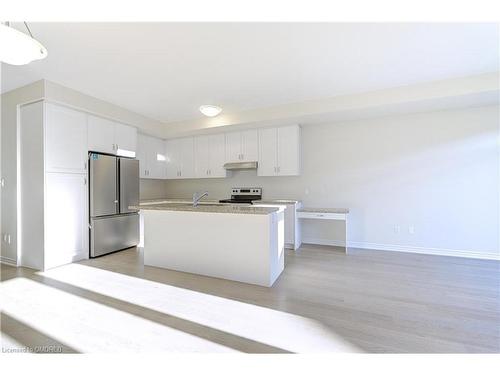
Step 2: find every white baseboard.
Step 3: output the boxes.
[0,256,17,267]
[301,237,500,261]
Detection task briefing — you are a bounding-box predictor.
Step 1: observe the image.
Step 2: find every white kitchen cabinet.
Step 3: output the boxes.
[136,135,148,179]
[178,137,195,178]
[258,125,300,176]
[88,115,137,156]
[137,134,166,179]
[194,134,227,178]
[88,115,115,154]
[45,172,88,269]
[165,139,180,179]
[165,137,195,179]
[225,131,241,163]
[256,127,277,176]
[148,137,167,179]
[209,134,227,177]
[45,103,88,174]
[114,123,137,157]
[225,129,258,163]
[283,202,302,250]
[194,136,210,178]
[277,125,300,176]
[19,101,89,271]
[241,130,259,162]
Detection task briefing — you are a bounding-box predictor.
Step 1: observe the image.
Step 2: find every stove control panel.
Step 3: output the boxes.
[231,187,262,195]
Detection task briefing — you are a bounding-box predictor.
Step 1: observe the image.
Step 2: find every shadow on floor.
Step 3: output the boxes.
[1,312,79,353]
[24,273,290,353]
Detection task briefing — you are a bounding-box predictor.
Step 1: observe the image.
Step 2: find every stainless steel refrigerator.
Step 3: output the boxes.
[89,152,140,257]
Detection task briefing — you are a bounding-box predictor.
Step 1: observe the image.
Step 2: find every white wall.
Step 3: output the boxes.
[162,106,500,259]
[0,80,45,263]
[140,179,170,200]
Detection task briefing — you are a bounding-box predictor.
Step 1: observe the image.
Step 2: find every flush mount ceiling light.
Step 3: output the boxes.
[199,105,222,117]
[0,22,48,65]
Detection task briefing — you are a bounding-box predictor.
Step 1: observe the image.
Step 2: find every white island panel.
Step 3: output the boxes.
[143,209,284,287]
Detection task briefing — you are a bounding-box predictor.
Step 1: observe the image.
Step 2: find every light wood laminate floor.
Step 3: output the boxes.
[1,245,499,353]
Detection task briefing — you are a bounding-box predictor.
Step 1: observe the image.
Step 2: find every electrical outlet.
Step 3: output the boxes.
[305,188,310,195]
[409,225,415,235]
[394,225,400,234]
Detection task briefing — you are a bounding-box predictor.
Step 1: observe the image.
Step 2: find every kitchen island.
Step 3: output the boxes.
[132,201,285,287]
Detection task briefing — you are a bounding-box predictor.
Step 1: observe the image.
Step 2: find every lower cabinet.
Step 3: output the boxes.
[283,202,302,250]
[45,173,88,269]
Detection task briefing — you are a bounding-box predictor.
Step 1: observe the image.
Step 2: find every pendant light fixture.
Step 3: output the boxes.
[0,22,48,65]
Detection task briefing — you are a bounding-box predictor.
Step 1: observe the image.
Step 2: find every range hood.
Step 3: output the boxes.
[223,161,258,170]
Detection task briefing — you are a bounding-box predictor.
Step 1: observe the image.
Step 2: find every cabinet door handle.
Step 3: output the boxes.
[84,161,87,170]
[83,177,87,185]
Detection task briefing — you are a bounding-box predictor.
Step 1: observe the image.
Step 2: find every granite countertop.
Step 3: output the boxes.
[252,199,301,204]
[139,198,221,205]
[131,201,282,215]
[297,207,349,214]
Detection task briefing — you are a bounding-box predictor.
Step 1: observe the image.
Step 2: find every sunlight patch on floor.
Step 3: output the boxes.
[39,263,362,353]
[0,277,237,353]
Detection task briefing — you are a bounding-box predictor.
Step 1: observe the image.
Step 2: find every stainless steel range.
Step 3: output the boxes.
[219,187,262,204]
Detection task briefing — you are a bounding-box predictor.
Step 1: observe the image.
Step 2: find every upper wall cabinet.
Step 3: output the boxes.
[258,125,300,176]
[225,129,258,163]
[88,115,137,157]
[137,134,166,179]
[165,137,195,179]
[194,134,227,178]
[115,123,137,157]
[45,103,88,174]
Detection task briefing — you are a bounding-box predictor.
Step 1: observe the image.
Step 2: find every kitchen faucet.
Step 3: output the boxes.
[192,191,209,207]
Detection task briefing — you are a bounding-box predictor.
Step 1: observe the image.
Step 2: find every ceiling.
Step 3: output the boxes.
[2,23,499,124]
